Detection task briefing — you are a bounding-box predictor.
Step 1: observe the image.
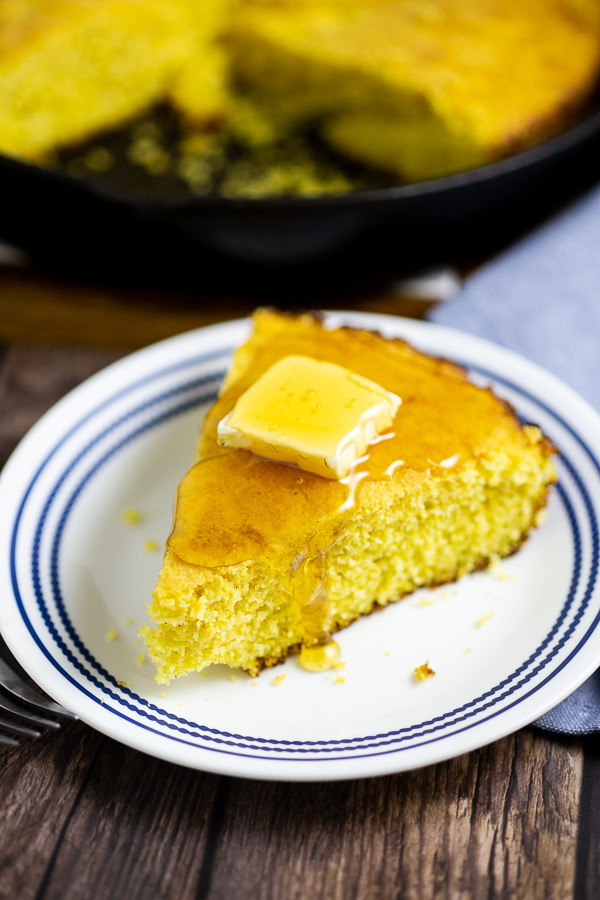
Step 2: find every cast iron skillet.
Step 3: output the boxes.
[2,101,600,296]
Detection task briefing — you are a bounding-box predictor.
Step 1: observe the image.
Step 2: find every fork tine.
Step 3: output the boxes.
[0,715,41,739]
[0,692,61,730]
[0,733,19,749]
[0,656,77,719]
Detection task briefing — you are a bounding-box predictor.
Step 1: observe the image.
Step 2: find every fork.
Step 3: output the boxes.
[0,648,77,748]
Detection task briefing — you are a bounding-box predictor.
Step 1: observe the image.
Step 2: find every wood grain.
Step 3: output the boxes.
[0,267,436,350]
[204,731,582,900]
[574,735,600,900]
[0,343,123,467]
[0,719,221,900]
[36,743,220,900]
[0,722,104,900]
[0,726,582,900]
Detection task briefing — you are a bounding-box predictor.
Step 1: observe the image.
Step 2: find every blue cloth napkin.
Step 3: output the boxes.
[428,183,600,734]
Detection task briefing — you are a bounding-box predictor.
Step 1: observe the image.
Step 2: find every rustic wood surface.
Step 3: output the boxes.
[0,278,596,900]
[0,265,437,350]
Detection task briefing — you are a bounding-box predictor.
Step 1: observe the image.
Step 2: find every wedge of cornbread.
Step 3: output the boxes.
[228,0,600,181]
[0,0,228,161]
[167,0,231,126]
[142,310,557,682]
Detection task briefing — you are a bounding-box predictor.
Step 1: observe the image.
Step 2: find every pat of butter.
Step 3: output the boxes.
[217,355,401,479]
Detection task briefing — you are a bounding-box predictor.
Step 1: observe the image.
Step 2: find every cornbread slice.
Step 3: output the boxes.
[142,310,557,682]
[0,0,228,161]
[167,0,231,126]
[228,0,600,181]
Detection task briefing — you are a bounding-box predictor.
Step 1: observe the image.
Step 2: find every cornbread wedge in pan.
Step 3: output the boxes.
[229,0,600,181]
[0,0,229,161]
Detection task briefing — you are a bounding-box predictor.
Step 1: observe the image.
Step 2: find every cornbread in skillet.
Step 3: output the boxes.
[0,0,228,161]
[167,0,231,126]
[228,0,600,181]
[142,310,557,682]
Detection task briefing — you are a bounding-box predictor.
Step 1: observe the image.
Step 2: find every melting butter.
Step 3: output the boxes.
[216,355,400,479]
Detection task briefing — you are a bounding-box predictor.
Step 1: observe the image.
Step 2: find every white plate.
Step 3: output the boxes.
[1,312,599,782]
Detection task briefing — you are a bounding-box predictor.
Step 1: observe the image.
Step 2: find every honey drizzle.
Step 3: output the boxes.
[300,640,340,672]
[168,437,401,648]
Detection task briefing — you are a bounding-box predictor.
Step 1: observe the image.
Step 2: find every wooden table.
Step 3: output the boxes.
[0,264,597,900]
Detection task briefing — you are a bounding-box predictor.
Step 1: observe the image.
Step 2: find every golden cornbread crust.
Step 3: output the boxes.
[1,0,600,183]
[143,309,558,683]
[0,0,229,161]
[229,0,600,181]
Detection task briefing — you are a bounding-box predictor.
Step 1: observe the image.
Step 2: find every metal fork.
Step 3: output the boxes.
[0,645,77,748]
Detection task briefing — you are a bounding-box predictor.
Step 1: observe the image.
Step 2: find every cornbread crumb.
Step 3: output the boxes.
[121,508,142,526]
[418,599,435,608]
[335,676,346,684]
[476,612,495,628]
[106,629,117,641]
[143,540,160,554]
[136,652,146,664]
[333,662,346,670]
[414,662,435,681]
[125,617,133,626]
[488,555,515,580]
[84,146,113,174]
[271,674,286,686]
[161,693,166,699]
[465,648,472,654]
[127,122,171,175]
[117,680,131,687]
[229,674,237,683]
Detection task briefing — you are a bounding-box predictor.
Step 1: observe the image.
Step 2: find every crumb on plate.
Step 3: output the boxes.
[121,508,142,526]
[414,662,435,681]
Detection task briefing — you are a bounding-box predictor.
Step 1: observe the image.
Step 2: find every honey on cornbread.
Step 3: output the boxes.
[141,310,557,682]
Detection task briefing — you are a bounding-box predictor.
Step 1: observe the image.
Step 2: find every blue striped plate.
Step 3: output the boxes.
[0,313,599,781]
